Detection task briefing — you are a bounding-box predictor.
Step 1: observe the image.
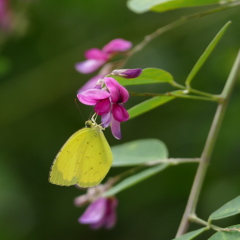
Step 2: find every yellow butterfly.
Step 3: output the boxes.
[49,120,113,188]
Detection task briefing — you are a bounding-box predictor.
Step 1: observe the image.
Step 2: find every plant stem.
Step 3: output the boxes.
[145,158,200,166]
[171,81,220,99]
[176,50,240,237]
[190,214,240,232]
[106,158,199,190]
[125,2,240,62]
[129,91,218,102]
[188,88,219,99]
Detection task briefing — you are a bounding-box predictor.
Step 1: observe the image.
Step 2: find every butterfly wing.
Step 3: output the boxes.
[76,127,113,187]
[49,126,112,187]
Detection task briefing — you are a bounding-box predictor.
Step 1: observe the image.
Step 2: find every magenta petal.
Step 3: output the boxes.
[105,77,129,103]
[104,198,118,229]
[79,198,107,224]
[75,59,106,74]
[111,118,121,140]
[94,98,111,115]
[101,112,111,128]
[85,48,109,60]
[77,89,110,105]
[112,103,129,122]
[102,38,132,54]
[90,218,105,229]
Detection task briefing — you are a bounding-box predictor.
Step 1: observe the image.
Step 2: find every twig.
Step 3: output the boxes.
[176,50,240,237]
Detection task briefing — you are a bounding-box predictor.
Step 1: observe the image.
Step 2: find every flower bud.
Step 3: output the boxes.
[111,68,142,78]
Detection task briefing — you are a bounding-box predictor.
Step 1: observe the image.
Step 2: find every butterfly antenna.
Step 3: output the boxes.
[74,98,86,122]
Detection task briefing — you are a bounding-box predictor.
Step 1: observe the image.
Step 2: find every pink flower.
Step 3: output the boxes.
[77,77,129,139]
[79,197,118,229]
[75,38,132,74]
[0,0,12,31]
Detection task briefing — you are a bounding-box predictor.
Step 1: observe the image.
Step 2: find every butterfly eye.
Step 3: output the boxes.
[85,120,93,128]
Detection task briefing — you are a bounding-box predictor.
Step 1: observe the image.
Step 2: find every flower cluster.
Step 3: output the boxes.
[76,38,142,139]
[75,38,132,75]
[74,185,118,229]
[78,77,129,139]
[76,38,132,93]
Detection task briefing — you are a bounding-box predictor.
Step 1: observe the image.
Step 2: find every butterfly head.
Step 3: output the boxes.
[85,119,104,131]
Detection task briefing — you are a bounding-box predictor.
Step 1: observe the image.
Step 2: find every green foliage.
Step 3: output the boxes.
[105,138,169,196]
[172,228,208,240]
[104,163,169,197]
[112,139,168,167]
[209,195,240,222]
[127,0,221,14]
[185,21,231,87]
[113,68,173,86]
[208,225,240,240]
[129,95,172,119]
[128,90,183,119]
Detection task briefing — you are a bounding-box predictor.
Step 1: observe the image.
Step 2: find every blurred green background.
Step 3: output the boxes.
[0,1,240,239]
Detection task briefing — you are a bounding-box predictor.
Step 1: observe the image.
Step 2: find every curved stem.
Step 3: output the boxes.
[176,50,240,237]
[129,91,218,102]
[188,88,219,99]
[124,2,240,63]
[145,158,200,166]
[171,81,220,100]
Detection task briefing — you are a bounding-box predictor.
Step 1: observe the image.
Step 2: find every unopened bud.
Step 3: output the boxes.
[111,68,142,78]
[74,195,89,207]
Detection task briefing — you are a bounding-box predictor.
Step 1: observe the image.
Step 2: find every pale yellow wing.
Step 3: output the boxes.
[49,125,112,187]
[76,128,113,187]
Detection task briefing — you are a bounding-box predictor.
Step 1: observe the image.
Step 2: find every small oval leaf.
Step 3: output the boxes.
[172,227,208,240]
[104,163,169,197]
[185,21,231,87]
[208,224,240,240]
[209,196,240,222]
[151,0,222,13]
[112,68,174,86]
[112,139,168,167]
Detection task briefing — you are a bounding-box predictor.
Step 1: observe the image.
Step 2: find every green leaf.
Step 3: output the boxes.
[128,96,174,119]
[152,0,222,12]
[185,21,231,87]
[112,68,174,86]
[127,0,220,14]
[112,139,168,167]
[104,163,169,197]
[208,224,240,240]
[208,196,240,222]
[172,228,208,240]
[128,90,183,119]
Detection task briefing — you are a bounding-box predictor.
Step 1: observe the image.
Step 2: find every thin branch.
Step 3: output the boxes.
[176,50,240,237]
[105,158,199,189]
[190,214,240,233]
[129,91,219,102]
[145,158,200,166]
[124,2,240,63]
